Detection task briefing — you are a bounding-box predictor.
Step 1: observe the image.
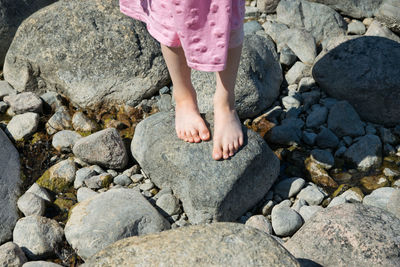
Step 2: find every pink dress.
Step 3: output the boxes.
[119,0,246,72]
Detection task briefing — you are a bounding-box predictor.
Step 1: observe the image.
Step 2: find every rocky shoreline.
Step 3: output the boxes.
[1,0,400,266]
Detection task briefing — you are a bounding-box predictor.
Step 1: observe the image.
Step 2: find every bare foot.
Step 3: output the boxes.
[212,104,244,160]
[175,100,210,143]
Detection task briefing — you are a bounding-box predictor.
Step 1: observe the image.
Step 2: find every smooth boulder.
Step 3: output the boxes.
[285,203,400,266]
[131,112,280,224]
[313,36,400,126]
[83,223,300,267]
[308,0,383,19]
[3,0,169,111]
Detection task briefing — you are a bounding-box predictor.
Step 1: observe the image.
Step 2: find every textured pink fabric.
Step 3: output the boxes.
[119,0,246,72]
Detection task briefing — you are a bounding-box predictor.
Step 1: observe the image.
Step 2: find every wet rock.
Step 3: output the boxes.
[65,188,170,260]
[297,185,325,205]
[17,192,46,217]
[3,0,169,111]
[302,131,317,145]
[0,129,21,244]
[360,175,389,193]
[376,0,400,34]
[0,242,27,267]
[6,112,39,140]
[365,20,400,43]
[71,112,98,132]
[310,149,334,169]
[45,106,72,135]
[192,34,282,119]
[305,157,338,189]
[13,215,63,260]
[315,127,339,149]
[271,206,303,237]
[73,128,128,169]
[36,158,76,194]
[3,92,42,114]
[245,215,273,234]
[363,187,400,219]
[344,135,382,171]
[274,177,305,199]
[306,105,328,128]
[52,130,82,153]
[131,112,280,224]
[83,223,300,266]
[266,123,302,146]
[313,36,400,126]
[327,101,365,138]
[285,203,400,266]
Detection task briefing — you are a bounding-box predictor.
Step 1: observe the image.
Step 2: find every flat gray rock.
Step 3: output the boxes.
[0,129,21,244]
[131,112,280,224]
[82,223,300,267]
[17,192,46,217]
[308,0,382,19]
[6,112,39,141]
[3,0,169,111]
[192,34,282,119]
[344,134,382,171]
[312,36,400,126]
[327,101,365,138]
[285,203,400,266]
[13,215,64,260]
[73,128,128,169]
[26,183,52,202]
[278,28,317,65]
[0,241,27,267]
[366,20,400,43]
[271,206,303,237]
[297,185,325,205]
[65,188,170,260]
[376,0,400,34]
[3,92,42,114]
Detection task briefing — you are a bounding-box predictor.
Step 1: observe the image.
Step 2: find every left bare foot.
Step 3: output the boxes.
[212,104,244,160]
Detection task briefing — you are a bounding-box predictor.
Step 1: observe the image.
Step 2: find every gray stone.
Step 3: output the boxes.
[262,20,289,44]
[257,0,281,13]
[3,0,169,111]
[26,183,52,202]
[365,20,400,43]
[285,203,400,266]
[192,34,282,119]
[76,187,98,202]
[347,20,366,35]
[40,92,63,112]
[139,181,154,191]
[130,173,144,183]
[302,131,317,145]
[308,0,382,19]
[157,94,172,112]
[84,173,112,190]
[299,205,323,222]
[71,112,98,132]
[327,101,365,138]
[277,0,346,47]
[65,188,170,260]
[3,92,42,114]
[279,45,298,66]
[45,106,72,135]
[327,196,346,207]
[282,96,301,110]
[312,36,400,126]
[315,127,339,149]
[310,149,334,169]
[0,242,27,267]
[245,215,273,234]
[271,206,303,237]
[298,77,316,92]
[0,81,16,100]
[285,62,311,85]
[279,28,317,64]
[274,177,306,199]
[6,112,39,140]
[73,128,128,170]
[297,185,325,205]
[74,167,97,189]
[13,215,63,260]
[82,223,300,266]
[363,187,400,219]
[266,123,302,146]
[302,91,321,110]
[341,189,363,203]
[243,20,263,36]
[379,127,397,144]
[156,193,181,216]
[22,261,63,267]
[376,0,400,34]
[291,198,307,212]
[131,112,280,224]
[0,129,21,244]
[344,134,382,171]
[52,130,82,153]
[306,105,328,128]
[17,192,46,217]
[113,174,132,186]
[320,97,338,109]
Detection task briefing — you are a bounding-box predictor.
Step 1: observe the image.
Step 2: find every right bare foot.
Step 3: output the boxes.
[175,100,210,143]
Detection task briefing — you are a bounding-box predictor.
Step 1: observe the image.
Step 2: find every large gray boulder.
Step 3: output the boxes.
[65,188,170,260]
[0,129,21,245]
[276,0,347,47]
[131,112,280,224]
[192,34,282,119]
[376,0,400,34]
[312,36,400,126]
[0,0,57,66]
[3,0,169,111]
[285,203,400,266]
[83,223,300,267]
[308,0,383,19]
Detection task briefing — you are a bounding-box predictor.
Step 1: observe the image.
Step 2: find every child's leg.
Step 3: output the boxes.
[160,44,210,143]
[212,44,244,160]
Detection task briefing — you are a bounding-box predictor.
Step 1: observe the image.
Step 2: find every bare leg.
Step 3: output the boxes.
[212,44,244,160]
[161,44,210,143]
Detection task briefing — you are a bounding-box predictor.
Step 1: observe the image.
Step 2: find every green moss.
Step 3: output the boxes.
[54,197,76,223]
[30,132,44,145]
[100,173,113,188]
[36,169,72,194]
[76,131,92,137]
[331,184,350,198]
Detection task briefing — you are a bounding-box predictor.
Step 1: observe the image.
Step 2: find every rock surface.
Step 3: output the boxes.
[65,188,170,260]
[131,112,280,224]
[308,0,383,18]
[343,134,382,171]
[192,34,282,119]
[313,36,400,126]
[376,0,400,34]
[83,223,300,267]
[0,242,27,267]
[0,129,21,244]
[6,112,40,140]
[3,0,169,111]
[285,203,400,266]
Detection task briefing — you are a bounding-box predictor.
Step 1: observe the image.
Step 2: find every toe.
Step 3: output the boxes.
[191,128,201,143]
[223,143,230,159]
[186,131,194,143]
[198,122,210,141]
[233,140,239,152]
[212,141,223,160]
[239,135,244,147]
[228,143,234,156]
